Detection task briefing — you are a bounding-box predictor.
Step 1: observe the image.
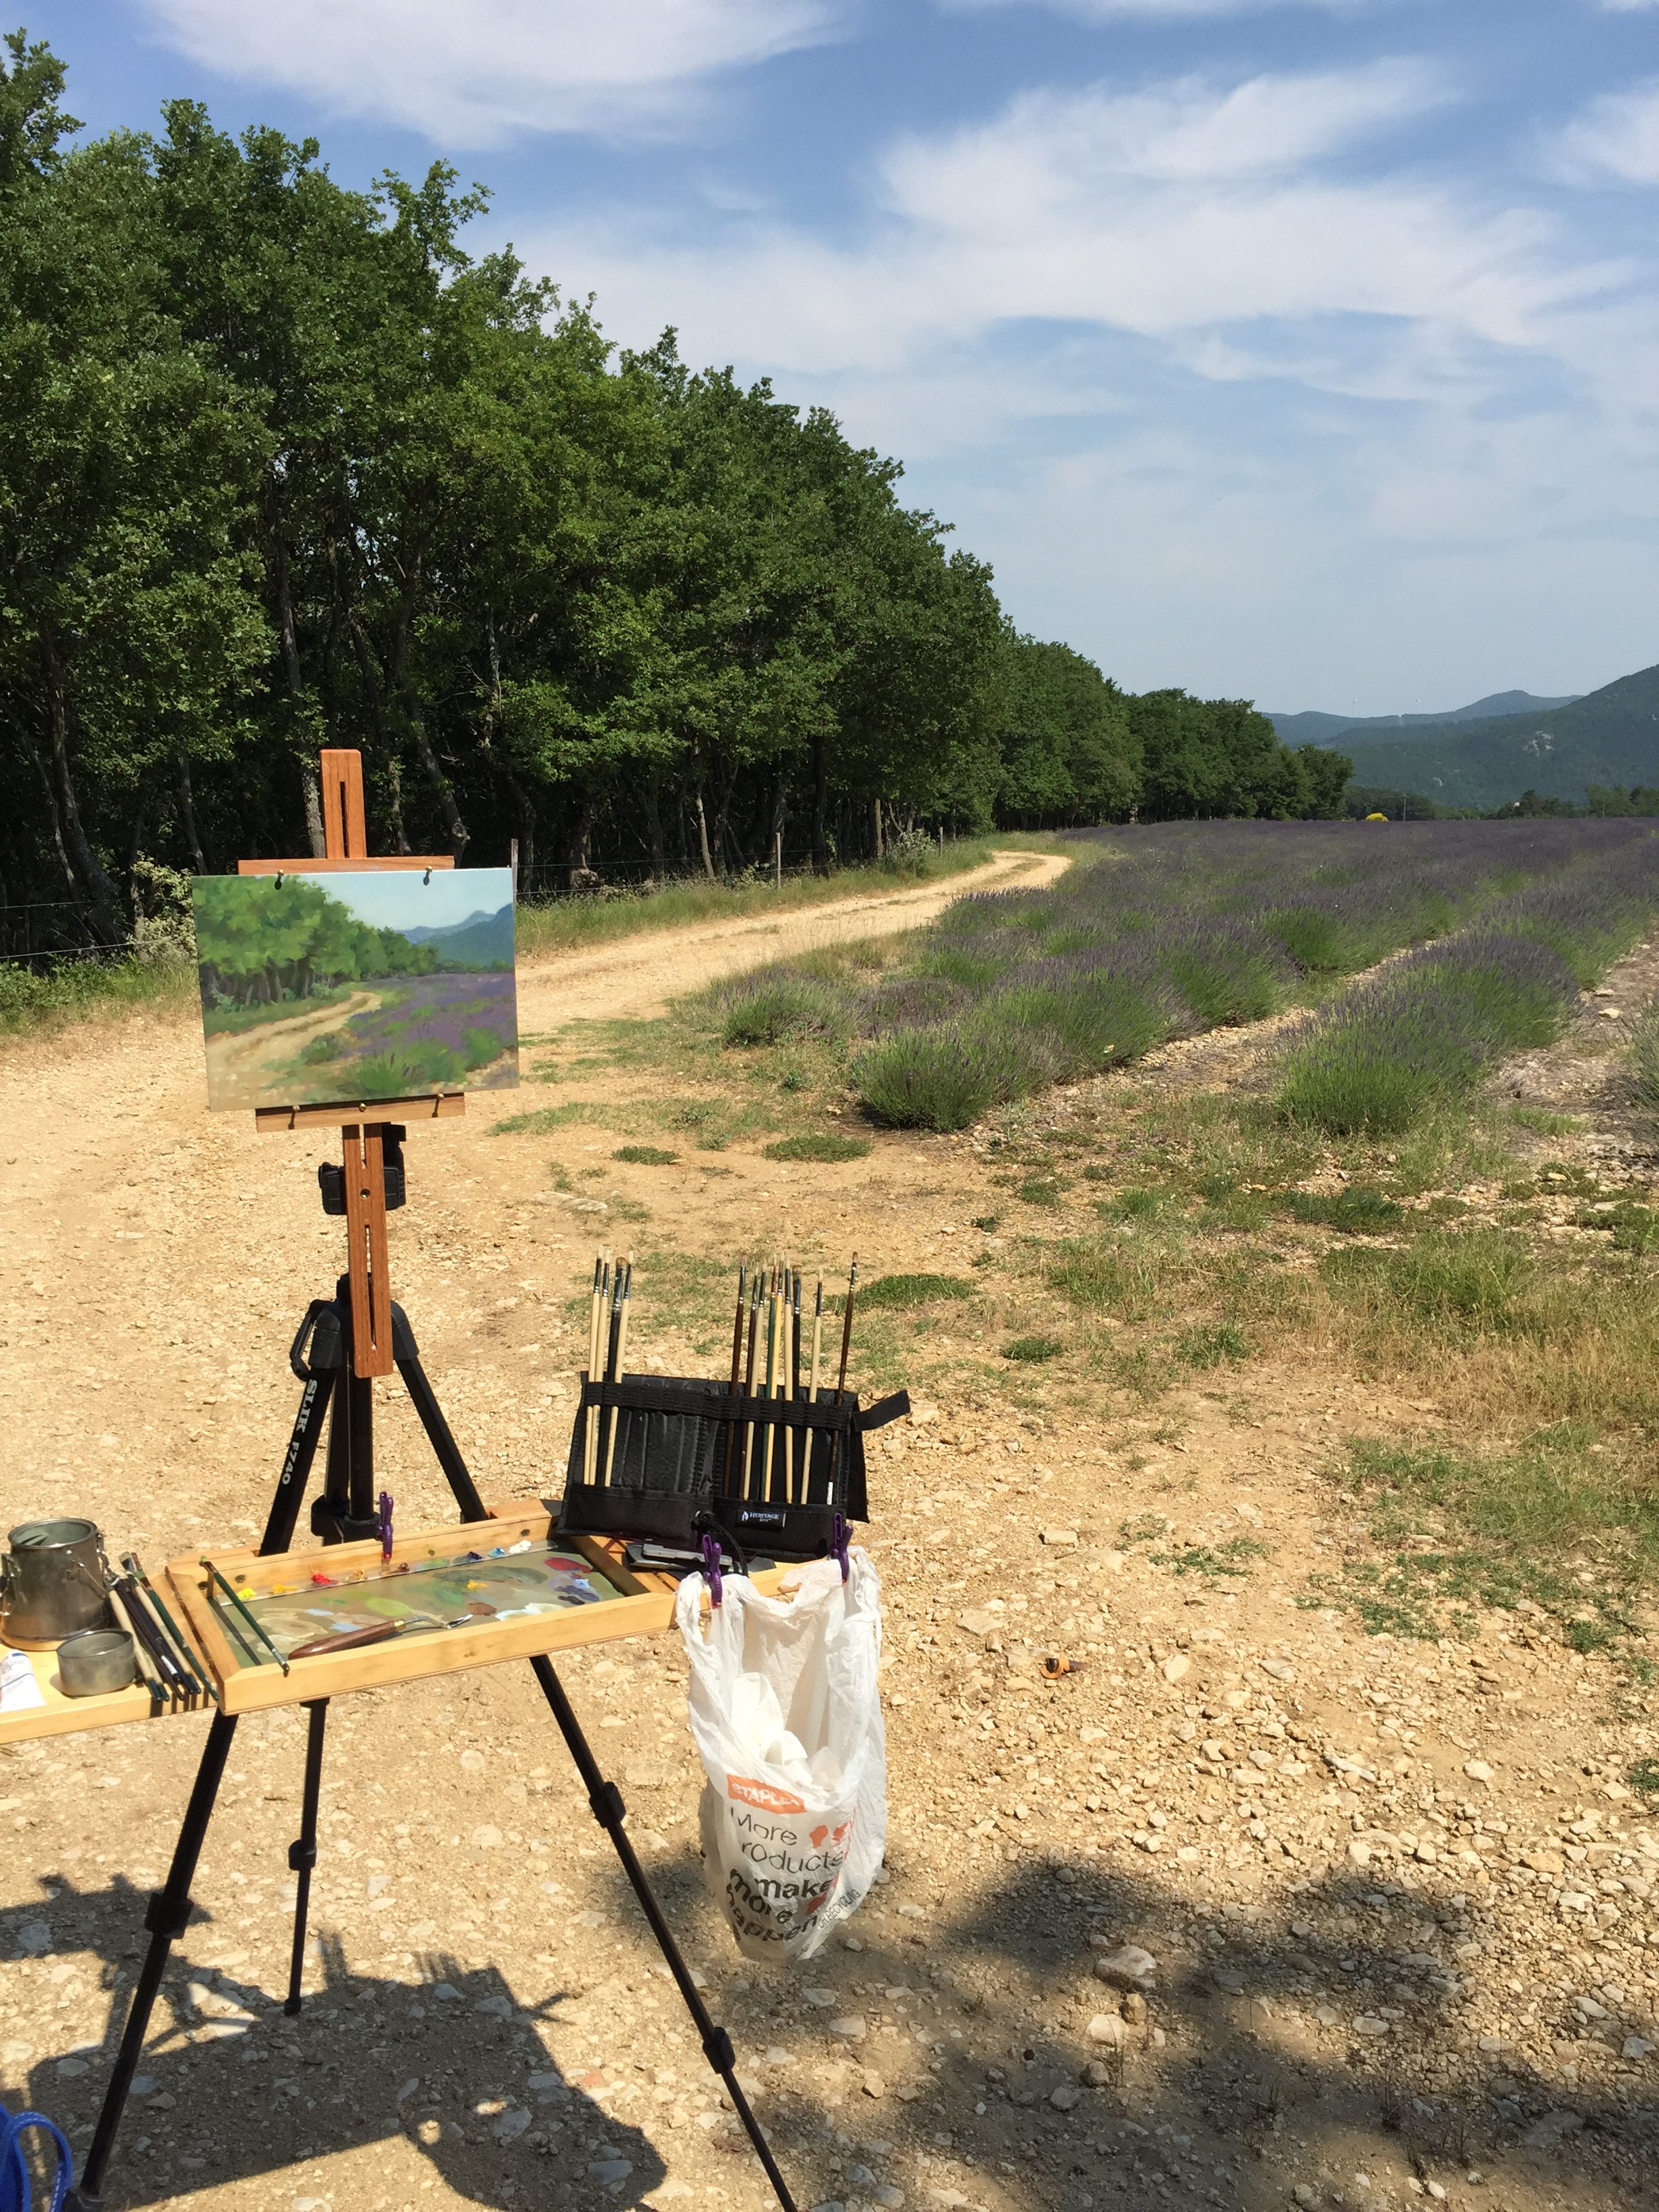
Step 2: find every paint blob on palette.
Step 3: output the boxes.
[215,1542,623,1665]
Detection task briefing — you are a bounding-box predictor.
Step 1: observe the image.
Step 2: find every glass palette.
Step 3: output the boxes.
[213,1538,625,1667]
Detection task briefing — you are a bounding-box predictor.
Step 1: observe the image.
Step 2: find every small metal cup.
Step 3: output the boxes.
[57,1626,136,1698]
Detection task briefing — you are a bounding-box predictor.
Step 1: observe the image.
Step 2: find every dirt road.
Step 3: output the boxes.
[1,847,1652,2212]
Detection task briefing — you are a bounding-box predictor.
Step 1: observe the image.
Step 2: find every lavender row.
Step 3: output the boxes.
[1277,838,1659,1132]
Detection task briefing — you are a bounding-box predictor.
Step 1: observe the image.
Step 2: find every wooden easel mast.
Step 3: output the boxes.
[236,747,461,1378]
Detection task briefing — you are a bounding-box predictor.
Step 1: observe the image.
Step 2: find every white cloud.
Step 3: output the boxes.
[945,0,1348,18]
[1552,81,1659,184]
[136,0,843,144]
[544,64,1605,379]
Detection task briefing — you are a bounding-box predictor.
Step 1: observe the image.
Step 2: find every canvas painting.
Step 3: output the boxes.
[192,868,518,1111]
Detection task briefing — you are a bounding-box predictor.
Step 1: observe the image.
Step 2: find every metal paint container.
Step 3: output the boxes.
[1,1519,112,1650]
[58,1626,136,1698]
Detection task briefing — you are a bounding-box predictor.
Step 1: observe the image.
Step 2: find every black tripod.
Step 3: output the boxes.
[69,1163,798,2211]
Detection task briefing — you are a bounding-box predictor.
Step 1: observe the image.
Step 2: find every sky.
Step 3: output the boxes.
[40,0,1659,715]
[290,869,514,935]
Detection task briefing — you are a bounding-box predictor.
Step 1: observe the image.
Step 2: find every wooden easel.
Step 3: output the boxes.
[68,752,800,2212]
[240,745,457,1378]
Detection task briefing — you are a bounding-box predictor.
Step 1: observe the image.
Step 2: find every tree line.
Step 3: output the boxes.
[0,33,1353,957]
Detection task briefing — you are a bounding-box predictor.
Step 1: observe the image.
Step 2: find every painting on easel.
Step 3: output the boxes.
[192,867,518,1111]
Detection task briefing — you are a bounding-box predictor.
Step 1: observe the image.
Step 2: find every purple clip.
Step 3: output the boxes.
[377,1490,394,1564]
[831,1511,851,1582]
[700,1529,724,1607]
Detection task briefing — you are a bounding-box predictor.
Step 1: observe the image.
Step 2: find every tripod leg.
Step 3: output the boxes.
[391,1303,487,1522]
[527,1656,798,2212]
[263,1365,335,1555]
[284,1700,329,2015]
[70,1709,239,2208]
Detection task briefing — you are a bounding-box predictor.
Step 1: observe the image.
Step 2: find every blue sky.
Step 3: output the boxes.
[293,868,514,935]
[43,0,1659,714]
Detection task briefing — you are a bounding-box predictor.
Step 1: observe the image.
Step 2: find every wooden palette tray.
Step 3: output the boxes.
[163,1499,782,1715]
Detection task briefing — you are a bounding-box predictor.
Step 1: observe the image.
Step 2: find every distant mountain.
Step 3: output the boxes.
[1340,662,1659,811]
[401,904,514,967]
[1268,690,1581,747]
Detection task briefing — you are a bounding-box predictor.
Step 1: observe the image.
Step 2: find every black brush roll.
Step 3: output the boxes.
[556,1374,903,1561]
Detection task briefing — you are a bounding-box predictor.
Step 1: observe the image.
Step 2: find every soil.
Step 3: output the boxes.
[2,853,1657,2212]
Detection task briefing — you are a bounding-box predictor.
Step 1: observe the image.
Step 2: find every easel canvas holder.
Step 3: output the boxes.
[558,1374,909,1558]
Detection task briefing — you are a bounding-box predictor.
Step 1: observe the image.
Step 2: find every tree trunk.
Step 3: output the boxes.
[273,538,327,859]
[385,752,411,853]
[811,735,829,873]
[409,709,469,861]
[643,786,666,879]
[176,755,206,873]
[695,792,717,882]
[41,636,122,943]
[21,726,77,895]
[566,796,596,888]
[872,796,884,861]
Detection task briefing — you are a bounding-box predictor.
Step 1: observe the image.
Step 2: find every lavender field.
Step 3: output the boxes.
[713,820,1659,1130]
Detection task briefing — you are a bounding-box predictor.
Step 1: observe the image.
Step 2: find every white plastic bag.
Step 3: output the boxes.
[676,1551,886,1965]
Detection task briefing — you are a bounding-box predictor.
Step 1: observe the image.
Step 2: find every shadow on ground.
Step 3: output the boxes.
[4,1872,665,2210]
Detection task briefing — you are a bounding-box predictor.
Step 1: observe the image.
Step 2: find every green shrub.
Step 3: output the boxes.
[614,1144,678,1165]
[762,1131,873,1162]
[721,977,844,1047]
[853,1023,1050,1131]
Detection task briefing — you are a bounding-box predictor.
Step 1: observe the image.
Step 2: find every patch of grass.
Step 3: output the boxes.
[613,1144,678,1166]
[971,1213,1001,1232]
[1279,1185,1404,1233]
[856,1273,977,1311]
[665,1097,777,1151]
[1307,1432,1659,1643]
[1016,1175,1064,1207]
[1575,1200,1659,1254]
[1627,1758,1659,1803]
[1324,1229,1536,1334]
[1151,1535,1267,1578]
[0,948,199,1038]
[761,1131,873,1163]
[1174,1321,1250,1369]
[1046,1234,1184,1323]
[1002,1334,1063,1362]
[1094,1185,1175,1224]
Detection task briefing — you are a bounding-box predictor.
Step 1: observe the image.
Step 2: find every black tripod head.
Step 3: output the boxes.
[316,1123,407,1215]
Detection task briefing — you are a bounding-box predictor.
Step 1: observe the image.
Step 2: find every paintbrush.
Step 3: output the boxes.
[722,1261,747,1496]
[760,1271,779,1500]
[583,1254,607,1485]
[836,1254,859,1397]
[596,1258,625,1486]
[603,1256,633,1485]
[741,1265,762,1496]
[123,1552,212,1706]
[110,1575,186,1708]
[806,1277,824,1504]
[106,1583,165,1714]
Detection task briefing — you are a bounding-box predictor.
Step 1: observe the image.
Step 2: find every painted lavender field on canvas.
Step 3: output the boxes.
[192,869,518,1111]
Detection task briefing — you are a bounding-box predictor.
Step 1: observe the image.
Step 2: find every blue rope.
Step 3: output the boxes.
[1,2106,73,2212]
